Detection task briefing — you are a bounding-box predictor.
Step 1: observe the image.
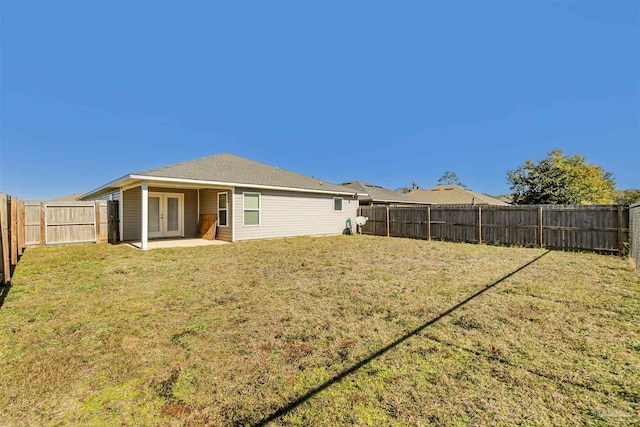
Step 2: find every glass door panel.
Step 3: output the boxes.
[148,196,161,234]
[166,197,179,232]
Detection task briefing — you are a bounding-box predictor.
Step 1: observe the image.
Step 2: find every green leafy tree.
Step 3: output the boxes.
[614,189,640,205]
[507,150,615,205]
[438,171,466,187]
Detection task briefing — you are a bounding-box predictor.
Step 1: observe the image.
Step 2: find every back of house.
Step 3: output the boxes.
[80,153,362,249]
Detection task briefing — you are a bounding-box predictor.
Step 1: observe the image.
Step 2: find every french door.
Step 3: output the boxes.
[148,193,183,238]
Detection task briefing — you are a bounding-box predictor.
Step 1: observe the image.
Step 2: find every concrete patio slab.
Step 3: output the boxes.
[126,238,229,250]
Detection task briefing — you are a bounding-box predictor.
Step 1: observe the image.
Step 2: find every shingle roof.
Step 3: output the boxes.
[48,193,84,202]
[136,153,355,194]
[409,184,508,205]
[340,181,430,204]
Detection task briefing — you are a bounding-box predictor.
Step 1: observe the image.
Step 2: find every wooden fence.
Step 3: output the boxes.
[24,201,110,246]
[630,203,640,273]
[359,204,630,254]
[0,194,20,285]
[1,194,119,285]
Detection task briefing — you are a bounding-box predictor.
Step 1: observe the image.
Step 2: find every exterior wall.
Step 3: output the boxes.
[199,189,233,242]
[199,189,217,216]
[122,186,198,241]
[123,187,142,241]
[233,188,359,241]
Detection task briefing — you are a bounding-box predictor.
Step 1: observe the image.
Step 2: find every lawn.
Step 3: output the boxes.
[0,235,638,426]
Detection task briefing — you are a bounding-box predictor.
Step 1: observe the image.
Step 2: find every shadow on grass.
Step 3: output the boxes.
[0,265,15,310]
[252,250,550,426]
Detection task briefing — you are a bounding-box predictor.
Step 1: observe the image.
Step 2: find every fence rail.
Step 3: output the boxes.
[360,204,630,255]
[1,193,119,285]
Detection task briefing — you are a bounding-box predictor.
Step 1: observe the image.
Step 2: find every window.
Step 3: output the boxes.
[334,197,343,211]
[218,192,228,226]
[243,192,260,225]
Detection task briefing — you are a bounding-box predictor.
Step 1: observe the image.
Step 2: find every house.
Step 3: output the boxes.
[79,153,362,249]
[409,184,509,206]
[48,193,85,202]
[340,181,430,206]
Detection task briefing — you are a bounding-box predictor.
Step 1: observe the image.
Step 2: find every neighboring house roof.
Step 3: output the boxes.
[496,194,514,205]
[48,193,84,202]
[340,181,430,204]
[81,153,364,200]
[410,184,509,206]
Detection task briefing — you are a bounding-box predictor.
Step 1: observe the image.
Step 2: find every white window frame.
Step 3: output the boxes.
[333,197,343,212]
[243,192,261,226]
[217,192,229,227]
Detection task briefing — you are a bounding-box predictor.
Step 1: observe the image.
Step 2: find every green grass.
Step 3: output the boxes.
[0,235,638,426]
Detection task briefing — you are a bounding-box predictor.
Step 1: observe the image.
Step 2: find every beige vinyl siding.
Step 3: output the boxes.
[199,189,217,215]
[199,189,232,242]
[233,188,358,241]
[123,187,142,241]
[122,186,198,240]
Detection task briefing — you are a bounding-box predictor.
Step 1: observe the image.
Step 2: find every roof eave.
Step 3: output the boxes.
[79,174,136,200]
[82,172,369,200]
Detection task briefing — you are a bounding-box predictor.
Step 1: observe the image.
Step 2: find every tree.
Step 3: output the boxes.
[438,171,466,187]
[395,182,420,194]
[507,149,615,205]
[614,189,640,205]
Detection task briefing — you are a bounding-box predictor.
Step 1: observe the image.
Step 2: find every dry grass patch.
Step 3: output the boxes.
[0,236,638,426]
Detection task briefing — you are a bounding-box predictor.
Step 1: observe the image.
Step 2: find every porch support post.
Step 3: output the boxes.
[231,187,236,242]
[141,182,149,250]
[119,188,124,241]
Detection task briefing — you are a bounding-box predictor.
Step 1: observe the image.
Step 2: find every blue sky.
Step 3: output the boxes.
[1,1,638,200]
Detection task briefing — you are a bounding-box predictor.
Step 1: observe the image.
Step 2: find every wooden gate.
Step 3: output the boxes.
[107,200,120,243]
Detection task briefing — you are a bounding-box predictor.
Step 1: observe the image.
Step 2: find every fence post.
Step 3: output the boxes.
[538,206,543,248]
[95,201,100,243]
[386,206,390,237]
[427,206,431,241]
[631,204,639,273]
[18,201,25,256]
[39,202,46,247]
[617,205,624,255]
[10,197,18,265]
[1,194,10,284]
[478,206,482,244]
